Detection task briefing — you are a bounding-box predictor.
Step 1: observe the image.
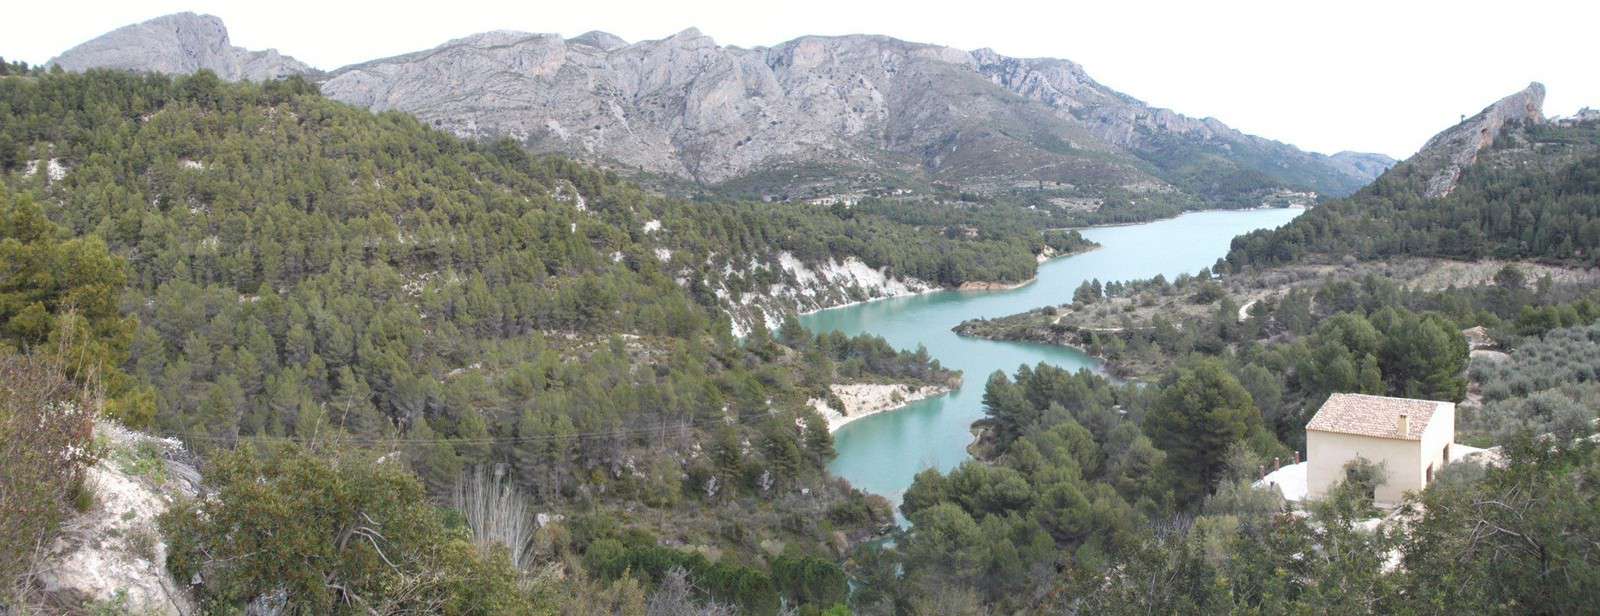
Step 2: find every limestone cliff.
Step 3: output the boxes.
[52,14,1391,204]
[1416,82,1546,198]
[49,12,311,82]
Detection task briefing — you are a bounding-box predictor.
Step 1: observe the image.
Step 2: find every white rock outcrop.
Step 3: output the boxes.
[33,423,199,615]
[810,383,952,432]
[49,12,310,82]
[717,251,935,337]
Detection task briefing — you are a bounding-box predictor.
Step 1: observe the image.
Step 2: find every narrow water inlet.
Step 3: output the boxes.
[801,208,1305,511]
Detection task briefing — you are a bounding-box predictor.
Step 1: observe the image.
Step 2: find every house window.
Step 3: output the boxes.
[1426,463,1434,485]
[1445,443,1451,461]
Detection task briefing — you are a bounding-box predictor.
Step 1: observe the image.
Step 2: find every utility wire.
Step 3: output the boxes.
[163,404,819,445]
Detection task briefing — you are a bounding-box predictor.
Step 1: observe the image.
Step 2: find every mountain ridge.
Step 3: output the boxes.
[48,12,1394,204]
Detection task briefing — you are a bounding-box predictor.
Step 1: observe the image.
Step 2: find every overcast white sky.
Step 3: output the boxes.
[4,0,1595,158]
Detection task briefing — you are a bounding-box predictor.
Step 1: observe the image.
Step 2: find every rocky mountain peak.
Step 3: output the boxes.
[1418,82,1546,198]
[569,30,629,51]
[446,30,546,48]
[660,27,715,48]
[48,12,311,82]
[49,14,1393,202]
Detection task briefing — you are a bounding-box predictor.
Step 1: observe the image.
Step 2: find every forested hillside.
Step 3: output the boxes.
[906,89,1600,613]
[0,69,1008,613]
[1223,116,1600,270]
[896,266,1600,613]
[0,69,1089,330]
[6,67,1598,614]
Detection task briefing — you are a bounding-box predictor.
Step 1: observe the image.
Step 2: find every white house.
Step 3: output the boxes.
[1304,393,1456,506]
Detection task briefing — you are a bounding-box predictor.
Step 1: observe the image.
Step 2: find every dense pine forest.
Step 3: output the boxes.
[0,70,1008,613]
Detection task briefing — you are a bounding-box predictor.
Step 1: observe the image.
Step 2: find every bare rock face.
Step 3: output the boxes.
[1557,107,1600,126]
[49,12,311,82]
[568,30,630,51]
[53,14,1391,201]
[319,30,1155,192]
[1417,82,1546,198]
[321,28,1388,199]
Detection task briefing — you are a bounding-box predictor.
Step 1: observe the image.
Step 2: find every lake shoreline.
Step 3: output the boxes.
[1052,204,1307,232]
[804,208,1306,510]
[814,383,957,433]
[950,323,1138,380]
[797,245,1100,316]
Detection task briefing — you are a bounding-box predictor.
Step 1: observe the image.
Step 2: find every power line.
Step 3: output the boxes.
[162,404,819,446]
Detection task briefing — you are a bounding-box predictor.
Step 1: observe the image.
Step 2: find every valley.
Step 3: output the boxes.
[805,208,1303,504]
[2,8,1599,616]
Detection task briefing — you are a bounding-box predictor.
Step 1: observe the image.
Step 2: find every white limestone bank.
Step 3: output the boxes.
[35,423,199,614]
[716,251,937,337]
[811,382,953,433]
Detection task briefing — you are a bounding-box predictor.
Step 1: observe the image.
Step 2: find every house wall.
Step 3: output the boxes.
[1305,402,1458,506]
[1306,429,1421,506]
[1418,403,1455,487]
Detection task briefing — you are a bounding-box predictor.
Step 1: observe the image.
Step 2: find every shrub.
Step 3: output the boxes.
[0,346,99,597]
[452,465,536,570]
[160,442,545,614]
[584,539,781,614]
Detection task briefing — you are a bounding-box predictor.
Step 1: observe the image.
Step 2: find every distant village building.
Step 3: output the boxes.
[1305,393,1456,506]
[806,195,860,207]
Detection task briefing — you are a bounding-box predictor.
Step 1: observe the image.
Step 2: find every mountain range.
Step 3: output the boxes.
[50,12,1394,204]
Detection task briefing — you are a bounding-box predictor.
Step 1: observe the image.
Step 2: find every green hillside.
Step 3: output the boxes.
[1223,118,1600,270]
[0,70,1002,613]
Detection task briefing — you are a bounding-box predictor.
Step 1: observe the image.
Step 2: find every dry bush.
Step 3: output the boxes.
[452,464,536,570]
[645,567,739,616]
[0,345,100,595]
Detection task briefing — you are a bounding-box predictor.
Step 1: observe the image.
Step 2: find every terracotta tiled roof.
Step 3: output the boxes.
[1305,393,1450,440]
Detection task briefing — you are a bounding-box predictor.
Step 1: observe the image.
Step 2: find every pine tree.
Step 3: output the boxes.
[1144,358,1256,504]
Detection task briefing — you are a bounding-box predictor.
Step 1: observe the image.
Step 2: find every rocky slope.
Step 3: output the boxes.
[716,251,938,337]
[32,423,200,615]
[49,12,311,82]
[320,30,1162,198]
[810,382,955,432]
[1219,82,1600,271]
[1414,82,1546,198]
[51,14,1390,204]
[971,50,1394,200]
